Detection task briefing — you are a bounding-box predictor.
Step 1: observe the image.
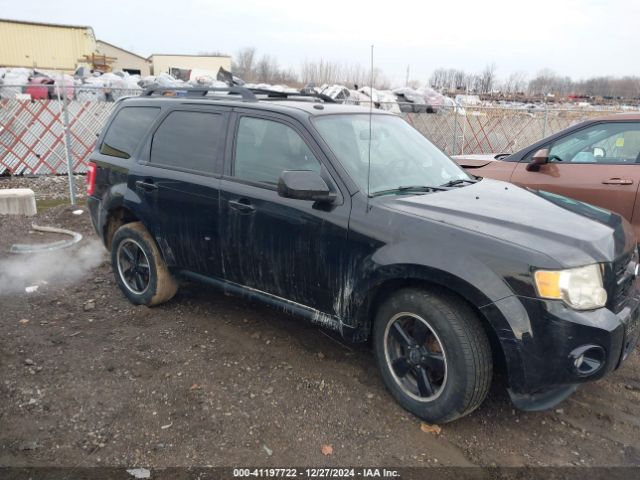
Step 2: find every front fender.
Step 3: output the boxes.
[343,249,531,393]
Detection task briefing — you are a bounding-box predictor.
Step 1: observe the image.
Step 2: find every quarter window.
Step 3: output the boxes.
[150,111,223,173]
[100,107,160,159]
[233,117,321,185]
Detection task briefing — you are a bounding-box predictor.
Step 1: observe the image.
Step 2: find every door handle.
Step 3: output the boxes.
[228,199,256,214]
[602,178,633,185]
[135,180,158,192]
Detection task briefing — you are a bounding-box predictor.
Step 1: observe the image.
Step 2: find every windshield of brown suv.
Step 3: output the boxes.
[313,114,470,195]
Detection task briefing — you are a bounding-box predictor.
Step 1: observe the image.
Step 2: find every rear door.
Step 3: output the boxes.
[218,111,352,314]
[94,103,163,229]
[134,106,229,275]
[511,121,640,221]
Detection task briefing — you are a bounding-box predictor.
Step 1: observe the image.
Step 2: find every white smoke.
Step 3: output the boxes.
[0,239,106,295]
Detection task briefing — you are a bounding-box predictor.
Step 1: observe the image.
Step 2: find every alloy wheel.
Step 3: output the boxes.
[116,238,151,295]
[383,312,448,401]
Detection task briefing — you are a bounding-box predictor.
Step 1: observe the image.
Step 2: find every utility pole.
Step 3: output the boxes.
[405,65,410,87]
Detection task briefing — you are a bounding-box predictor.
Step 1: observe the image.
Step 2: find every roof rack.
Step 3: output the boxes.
[140,86,336,103]
[249,88,336,103]
[141,86,257,101]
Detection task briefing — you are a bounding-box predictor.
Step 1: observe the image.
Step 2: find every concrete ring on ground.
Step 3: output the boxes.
[9,224,83,254]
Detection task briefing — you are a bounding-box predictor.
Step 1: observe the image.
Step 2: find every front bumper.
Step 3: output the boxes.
[481,285,640,406]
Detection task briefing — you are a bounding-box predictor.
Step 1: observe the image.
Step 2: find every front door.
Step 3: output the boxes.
[511,121,640,222]
[219,113,351,315]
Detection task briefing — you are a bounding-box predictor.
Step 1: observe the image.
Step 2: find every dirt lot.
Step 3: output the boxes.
[1,179,640,471]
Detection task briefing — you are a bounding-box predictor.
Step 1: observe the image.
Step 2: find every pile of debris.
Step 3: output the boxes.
[0,66,243,102]
[0,67,142,101]
[0,66,466,113]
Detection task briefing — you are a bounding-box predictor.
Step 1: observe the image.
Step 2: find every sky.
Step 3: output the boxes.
[1,0,638,85]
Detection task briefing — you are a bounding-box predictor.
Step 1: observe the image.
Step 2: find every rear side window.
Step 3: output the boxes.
[150,111,223,173]
[100,107,160,159]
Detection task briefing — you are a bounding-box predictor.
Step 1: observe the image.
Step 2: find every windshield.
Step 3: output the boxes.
[313,114,470,195]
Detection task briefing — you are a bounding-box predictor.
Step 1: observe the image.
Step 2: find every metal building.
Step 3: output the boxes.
[96,40,151,77]
[0,18,96,72]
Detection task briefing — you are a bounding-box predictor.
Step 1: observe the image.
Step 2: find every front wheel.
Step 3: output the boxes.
[373,287,492,423]
[111,222,178,306]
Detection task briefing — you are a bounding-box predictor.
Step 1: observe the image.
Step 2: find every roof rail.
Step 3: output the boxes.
[249,88,336,103]
[141,86,257,101]
[139,86,337,103]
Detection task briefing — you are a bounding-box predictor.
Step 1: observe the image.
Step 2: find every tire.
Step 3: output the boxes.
[373,287,492,423]
[110,222,178,306]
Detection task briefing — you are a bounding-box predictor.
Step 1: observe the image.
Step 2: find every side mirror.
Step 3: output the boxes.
[526,148,550,172]
[277,170,336,203]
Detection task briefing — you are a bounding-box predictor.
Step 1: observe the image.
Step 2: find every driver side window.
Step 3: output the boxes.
[548,122,640,164]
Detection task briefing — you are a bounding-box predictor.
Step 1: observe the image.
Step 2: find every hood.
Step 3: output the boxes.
[451,153,506,168]
[380,179,634,266]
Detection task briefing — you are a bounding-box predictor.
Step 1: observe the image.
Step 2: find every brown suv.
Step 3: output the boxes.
[453,113,640,239]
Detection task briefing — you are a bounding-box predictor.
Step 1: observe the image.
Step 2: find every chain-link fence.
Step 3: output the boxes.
[401,106,628,156]
[0,86,139,176]
[0,86,632,178]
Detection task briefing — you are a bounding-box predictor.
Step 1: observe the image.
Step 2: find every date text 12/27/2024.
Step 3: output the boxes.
[233,468,400,478]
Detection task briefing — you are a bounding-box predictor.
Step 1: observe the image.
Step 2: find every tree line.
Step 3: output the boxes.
[231,47,640,99]
[232,47,391,89]
[428,66,640,99]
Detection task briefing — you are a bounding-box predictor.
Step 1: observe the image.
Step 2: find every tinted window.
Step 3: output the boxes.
[100,107,160,159]
[548,122,640,164]
[234,117,320,185]
[150,111,223,173]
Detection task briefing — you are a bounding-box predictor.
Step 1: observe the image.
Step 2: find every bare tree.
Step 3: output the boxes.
[300,58,343,85]
[232,47,257,82]
[255,54,280,83]
[502,71,528,94]
[299,59,389,89]
[429,68,465,91]
[478,63,496,94]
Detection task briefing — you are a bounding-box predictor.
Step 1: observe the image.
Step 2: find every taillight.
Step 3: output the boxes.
[86,162,97,196]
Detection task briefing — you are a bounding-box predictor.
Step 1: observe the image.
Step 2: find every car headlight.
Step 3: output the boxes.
[534,264,607,310]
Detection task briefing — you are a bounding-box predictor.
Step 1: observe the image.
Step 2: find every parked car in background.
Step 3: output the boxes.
[453,113,640,238]
[88,90,639,423]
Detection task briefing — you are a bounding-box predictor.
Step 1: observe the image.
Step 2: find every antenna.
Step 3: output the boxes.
[366,44,374,207]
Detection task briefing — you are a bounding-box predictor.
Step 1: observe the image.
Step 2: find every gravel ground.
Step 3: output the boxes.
[0,198,639,470]
[0,175,87,201]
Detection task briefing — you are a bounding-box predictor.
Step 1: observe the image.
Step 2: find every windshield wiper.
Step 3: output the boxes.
[371,185,448,197]
[440,178,478,188]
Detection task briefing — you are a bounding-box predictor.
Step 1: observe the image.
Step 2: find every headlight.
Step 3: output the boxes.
[534,264,607,310]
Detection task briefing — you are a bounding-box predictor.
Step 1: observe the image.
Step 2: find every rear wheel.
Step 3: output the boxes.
[111,222,177,306]
[373,287,492,423]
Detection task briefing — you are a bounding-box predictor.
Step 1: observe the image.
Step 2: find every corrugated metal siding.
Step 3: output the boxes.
[0,20,96,72]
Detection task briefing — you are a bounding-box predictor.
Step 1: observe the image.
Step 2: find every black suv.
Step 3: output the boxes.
[87,87,640,423]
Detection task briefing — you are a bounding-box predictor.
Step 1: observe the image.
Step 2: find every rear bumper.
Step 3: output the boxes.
[481,286,640,407]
